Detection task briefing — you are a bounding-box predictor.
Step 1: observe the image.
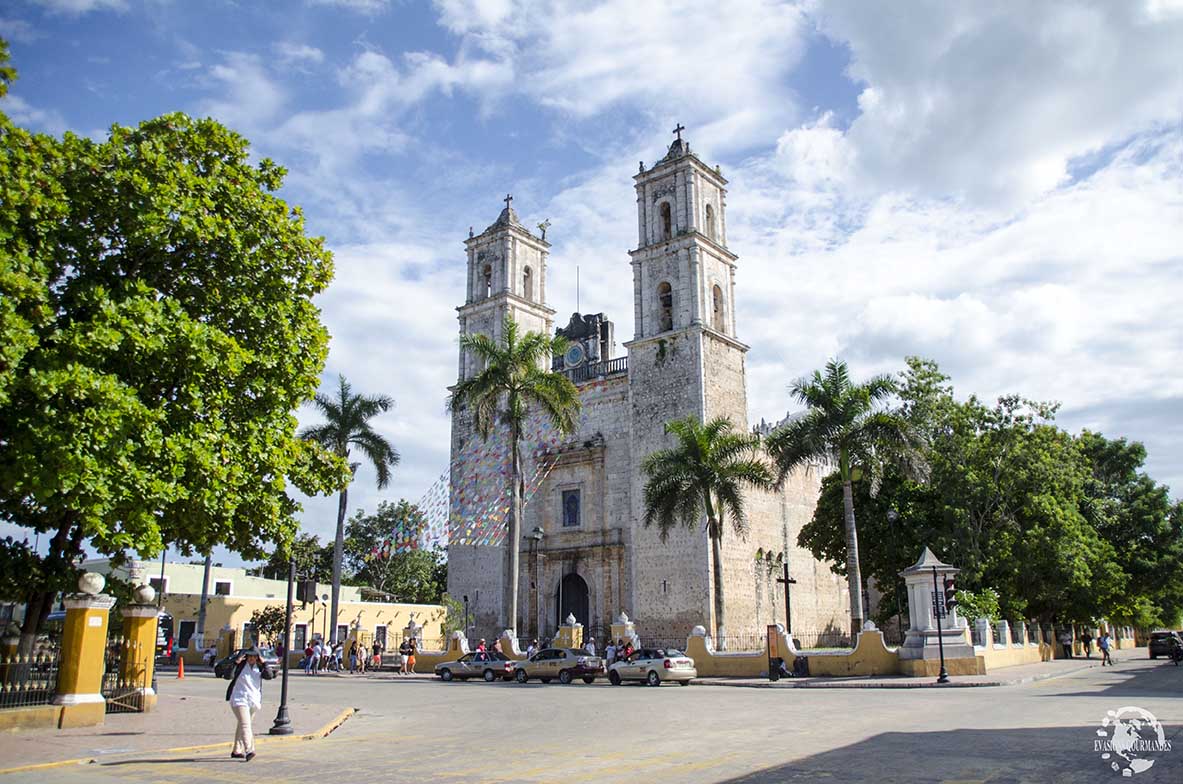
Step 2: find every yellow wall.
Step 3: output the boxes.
[168,595,445,661]
[807,631,900,677]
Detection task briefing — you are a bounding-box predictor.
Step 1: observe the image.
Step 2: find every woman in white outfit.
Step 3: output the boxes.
[225,647,274,761]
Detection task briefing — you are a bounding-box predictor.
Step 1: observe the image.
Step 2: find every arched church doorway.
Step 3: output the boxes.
[556,573,589,630]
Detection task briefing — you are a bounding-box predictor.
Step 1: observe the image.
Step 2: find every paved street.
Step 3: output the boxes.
[7,658,1181,783]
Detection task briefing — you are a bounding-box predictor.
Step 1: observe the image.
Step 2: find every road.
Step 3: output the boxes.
[10,657,1182,783]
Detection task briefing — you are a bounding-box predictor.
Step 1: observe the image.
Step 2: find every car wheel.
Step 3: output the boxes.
[440,669,453,682]
[582,676,596,684]
[678,679,691,686]
[559,670,573,685]
[646,670,661,687]
[540,678,551,684]
[515,669,528,684]
[483,669,497,682]
[609,670,622,686]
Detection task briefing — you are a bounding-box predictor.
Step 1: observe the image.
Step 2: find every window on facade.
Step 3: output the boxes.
[294,624,307,651]
[482,264,493,298]
[178,620,196,649]
[562,489,581,527]
[336,624,349,644]
[660,202,672,240]
[712,284,725,332]
[243,623,255,646]
[523,266,533,301]
[149,576,168,595]
[705,204,715,240]
[214,580,232,596]
[375,626,387,649]
[658,282,673,332]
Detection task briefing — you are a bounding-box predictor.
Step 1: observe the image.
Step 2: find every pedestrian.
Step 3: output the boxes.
[372,641,382,670]
[526,639,538,658]
[1058,629,1073,659]
[623,640,634,659]
[476,638,487,652]
[310,640,322,675]
[1081,629,1093,659]
[585,637,597,656]
[399,638,412,675]
[349,641,358,673]
[1099,631,1113,666]
[606,640,616,666]
[492,638,503,654]
[226,646,274,762]
[406,637,418,674]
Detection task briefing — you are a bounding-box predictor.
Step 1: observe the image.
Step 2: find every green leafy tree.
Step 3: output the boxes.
[447,315,580,634]
[642,416,775,646]
[251,532,335,583]
[0,75,348,651]
[248,605,289,647]
[344,500,446,602]
[766,359,926,636]
[300,374,400,643]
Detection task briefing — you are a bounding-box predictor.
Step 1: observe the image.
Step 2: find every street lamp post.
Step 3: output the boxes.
[269,557,295,735]
[931,565,950,684]
[320,596,328,642]
[463,595,469,647]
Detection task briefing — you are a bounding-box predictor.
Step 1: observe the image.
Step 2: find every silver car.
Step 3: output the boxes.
[513,648,602,684]
[435,651,515,682]
[608,648,696,686]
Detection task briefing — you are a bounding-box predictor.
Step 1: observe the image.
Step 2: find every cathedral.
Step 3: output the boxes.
[447,131,850,645]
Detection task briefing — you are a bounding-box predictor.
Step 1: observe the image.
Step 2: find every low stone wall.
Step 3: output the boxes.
[413,632,468,673]
[0,704,63,732]
[805,631,901,677]
[685,631,771,677]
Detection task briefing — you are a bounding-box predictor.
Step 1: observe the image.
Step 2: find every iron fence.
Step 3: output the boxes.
[102,637,147,714]
[0,650,61,709]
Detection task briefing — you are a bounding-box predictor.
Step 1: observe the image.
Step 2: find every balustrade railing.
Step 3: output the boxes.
[561,356,628,384]
[0,650,61,709]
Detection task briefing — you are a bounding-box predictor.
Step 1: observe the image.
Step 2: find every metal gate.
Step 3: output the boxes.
[102,637,147,714]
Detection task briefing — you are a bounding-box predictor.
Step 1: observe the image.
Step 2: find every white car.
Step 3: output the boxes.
[608,648,696,686]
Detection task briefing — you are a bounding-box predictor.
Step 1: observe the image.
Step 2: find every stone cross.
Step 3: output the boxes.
[672,122,685,141]
[503,193,513,209]
[537,219,550,240]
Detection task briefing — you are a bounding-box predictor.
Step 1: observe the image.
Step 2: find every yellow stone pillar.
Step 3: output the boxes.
[54,584,113,728]
[120,604,159,711]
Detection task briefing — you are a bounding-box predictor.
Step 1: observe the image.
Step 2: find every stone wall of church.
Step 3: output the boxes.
[625,332,712,643]
[516,374,632,639]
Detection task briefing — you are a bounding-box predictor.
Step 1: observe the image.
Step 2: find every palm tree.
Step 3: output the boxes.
[448,315,580,635]
[300,374,400,643]
[765,359,926,637]
[641,416,775,647]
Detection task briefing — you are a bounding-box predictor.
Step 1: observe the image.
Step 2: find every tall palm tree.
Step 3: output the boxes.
[765,359,926,637]
[641,416,775,647]
[448,315,580,635]
[300,374,400,643]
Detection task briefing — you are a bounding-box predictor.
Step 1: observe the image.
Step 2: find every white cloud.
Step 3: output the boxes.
[1,94,69,136]
[30,0,126,14]
[274,42,325,69]
[197,53,286,133]
[807,0,1183,205]
[0,17,41,42]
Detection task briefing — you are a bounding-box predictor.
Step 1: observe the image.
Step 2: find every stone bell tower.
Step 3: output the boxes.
[625,127,752,640]
[448,196,555,636]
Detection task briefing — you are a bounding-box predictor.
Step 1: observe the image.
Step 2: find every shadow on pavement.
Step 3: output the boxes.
[719,724,1182,783]
[1041,660,1183,700]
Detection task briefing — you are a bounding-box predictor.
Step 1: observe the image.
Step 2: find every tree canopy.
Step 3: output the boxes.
[797,357,1182,628]
[0,55,348,644]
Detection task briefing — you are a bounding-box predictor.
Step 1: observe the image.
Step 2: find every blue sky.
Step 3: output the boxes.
[3,0,1182,568]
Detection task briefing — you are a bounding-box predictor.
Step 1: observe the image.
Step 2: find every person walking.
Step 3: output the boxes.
[372,641,383,670]
[585,637,597,656]
[1099,631,1113,666]
[526,639,538,658]
[1058,629,1073,659]
[605,640,616,667]
[349,641,358,673]
[399,638,412,675]
[406,637,418,674]
[492,638,503,654]
[226,647,273,762]
[476,638,487,652]
[1081,629,1093,659]
[309,640,322,675]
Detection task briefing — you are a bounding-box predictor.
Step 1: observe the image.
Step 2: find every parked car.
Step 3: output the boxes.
[513,648,601,684]
[608,648,696,686]
[1148,631,1183,659]
[215,647,279,679]
[435,651,515,682]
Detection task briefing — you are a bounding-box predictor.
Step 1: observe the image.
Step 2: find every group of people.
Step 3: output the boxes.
[301,638,342,674]
[347,640,385,673]
[1058,629,1115,666]
[301,637,420,675]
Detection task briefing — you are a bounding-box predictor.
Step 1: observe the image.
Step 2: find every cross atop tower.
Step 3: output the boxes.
[503,193,513,209]
[672,123,685,141]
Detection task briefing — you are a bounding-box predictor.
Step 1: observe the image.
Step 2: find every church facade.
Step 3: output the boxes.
[447,132,850,645]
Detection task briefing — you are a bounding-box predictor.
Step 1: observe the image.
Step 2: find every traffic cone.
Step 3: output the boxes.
[177,656,185,679]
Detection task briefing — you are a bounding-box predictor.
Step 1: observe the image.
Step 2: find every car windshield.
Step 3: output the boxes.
[658,649,684,657]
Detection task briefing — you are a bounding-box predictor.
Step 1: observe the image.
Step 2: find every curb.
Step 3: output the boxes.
[693,661,1103,690]
[0,707,358,776]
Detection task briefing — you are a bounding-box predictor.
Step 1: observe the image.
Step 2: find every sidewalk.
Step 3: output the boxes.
[0,674,353,774]
[694,655,1113,689]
